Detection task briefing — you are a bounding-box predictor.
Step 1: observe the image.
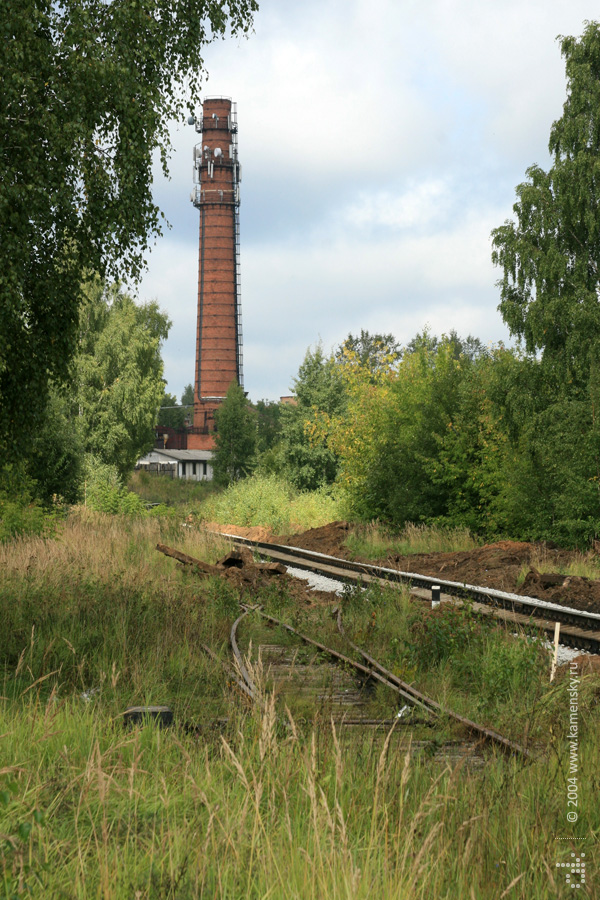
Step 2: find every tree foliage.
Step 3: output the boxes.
[254,400,283,455]
[280,344,346,490]
[492,21,600,390]
[157,392,186,429]
[336,330,401,377]
[26,387,84,505]
[212,382,257,487]
[310,336,468,524]
[0,0,258,457]
[75,278,170,479]
[181,384,195,426]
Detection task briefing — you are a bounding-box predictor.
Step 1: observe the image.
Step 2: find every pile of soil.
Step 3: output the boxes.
[282,521,352,556]
[557,654,600,678]
[205,522,276,543]
[282,524,600,616]
[160,541,334,608]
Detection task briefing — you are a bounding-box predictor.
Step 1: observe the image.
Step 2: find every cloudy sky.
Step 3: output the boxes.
[137,0,596,403]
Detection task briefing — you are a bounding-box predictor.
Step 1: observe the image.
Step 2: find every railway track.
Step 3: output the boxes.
[217,533,600,654]
[230,603,533,759]
[158,539,537,759]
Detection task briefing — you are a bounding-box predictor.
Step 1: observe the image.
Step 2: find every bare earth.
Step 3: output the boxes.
[209,521,600,615]
[277,522,600,616]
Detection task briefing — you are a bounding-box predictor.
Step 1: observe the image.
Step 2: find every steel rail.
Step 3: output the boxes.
[335,610,533,759]
[230,606,264,707]
[198,642,257,705]
[216,533,600,652]
[241,605,532,759]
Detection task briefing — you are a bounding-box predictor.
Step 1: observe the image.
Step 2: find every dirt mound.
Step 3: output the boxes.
[282,521,352,556]
[556,654,600,678]
[206,520,600,616]
[384,545,600,614]
[479,540,536,553]
[205,522,276,543]
[520,568,600,613]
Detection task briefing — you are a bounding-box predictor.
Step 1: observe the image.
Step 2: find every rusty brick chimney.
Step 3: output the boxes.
[187,97,243,450]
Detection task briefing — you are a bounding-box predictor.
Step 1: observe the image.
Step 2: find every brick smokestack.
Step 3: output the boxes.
[188,97,243,450]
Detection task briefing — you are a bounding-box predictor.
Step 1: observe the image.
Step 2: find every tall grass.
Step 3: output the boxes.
[516,548,600,584]
[1,696,596,898]
[0,510,233,715]
[128,468,217,506]
[200,474,341,534]
[345,521,479,559]
[1,513,597,897]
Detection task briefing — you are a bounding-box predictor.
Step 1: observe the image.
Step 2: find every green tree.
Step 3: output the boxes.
[0,0,258,460]
[26,387,84,504]
[212,382,257,487]
[309,333,485,526]
[336,330,401,377]
[404,328,486,362]
[75,278,170,479]
[255,400,283,455]
[181,384,195,426]
[492,21,600,391]
[356,338,467,525]
[281,344,346,490]
[157,391,186,429]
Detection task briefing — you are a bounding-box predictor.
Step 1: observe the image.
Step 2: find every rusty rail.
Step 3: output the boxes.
[240,606,532,759]
[335,610,533,759]
[230,606,264,707]
[198,642,256,705]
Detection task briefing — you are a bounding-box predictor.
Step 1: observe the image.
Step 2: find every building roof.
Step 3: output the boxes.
[140,448,213,463]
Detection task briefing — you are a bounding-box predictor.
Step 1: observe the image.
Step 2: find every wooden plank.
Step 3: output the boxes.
[156,543,222,576]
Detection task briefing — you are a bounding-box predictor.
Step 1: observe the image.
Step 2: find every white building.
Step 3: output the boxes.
[136,448,213,481]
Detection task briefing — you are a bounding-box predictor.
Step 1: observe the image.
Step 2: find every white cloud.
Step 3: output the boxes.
[340,180,451,230]
[137,0,596,401]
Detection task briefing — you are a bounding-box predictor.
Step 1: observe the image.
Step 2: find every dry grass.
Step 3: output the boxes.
[0,507,228,588]
[516,548,600,586]
[345,521,479,559]
[0,511,598,897]
[1,693,597,899]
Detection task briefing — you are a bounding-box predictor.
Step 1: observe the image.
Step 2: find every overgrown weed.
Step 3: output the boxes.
[199,474,341,533]
[346,520,479,558]
[0,694,597,898]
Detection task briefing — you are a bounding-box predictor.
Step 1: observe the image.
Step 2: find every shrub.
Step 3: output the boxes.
[0,465,57,542]
[83,456,146,515]
[478,632,547,706]
[201,474,340,533]
[407,603,484,668]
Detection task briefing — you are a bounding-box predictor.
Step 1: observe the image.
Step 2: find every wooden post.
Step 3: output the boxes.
[550,622,561,682]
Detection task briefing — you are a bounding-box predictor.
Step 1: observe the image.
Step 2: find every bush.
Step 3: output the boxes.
[478,633,547,706]
[83,456,146,515]
[0,465,57,542]
[0,495,51,542]
[200,474,341,533]
[407,603,485,668]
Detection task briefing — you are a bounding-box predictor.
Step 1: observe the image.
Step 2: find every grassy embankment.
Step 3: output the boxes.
[0,492,597,898]
[129,470,341,534]
[344,521,480,558]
